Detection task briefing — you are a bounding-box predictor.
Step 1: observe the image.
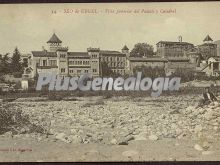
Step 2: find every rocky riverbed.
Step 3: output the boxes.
[0,94,220,161]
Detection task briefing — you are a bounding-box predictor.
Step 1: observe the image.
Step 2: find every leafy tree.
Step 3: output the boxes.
[133,65,165,79]
[22,58,28,68]
[10,47,22,73]
[101,61,113,77]
[130,43,154,57]
[0,53,10,75]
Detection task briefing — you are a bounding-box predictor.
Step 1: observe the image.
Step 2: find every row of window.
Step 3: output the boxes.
[37,60,57,67]
[91,55,98,58]
[112,69,125,75]
[108,62,125,67]
[60,54,66,58]
[102,56,125,61]
[69,70,89,74]
[69,61,90,65]
[62,69,97,73]
[157,44,193,49]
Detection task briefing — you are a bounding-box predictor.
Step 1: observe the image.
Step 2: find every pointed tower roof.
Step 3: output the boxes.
[47,33,62,43]
[203,35,213,42]
[122,45,129,50]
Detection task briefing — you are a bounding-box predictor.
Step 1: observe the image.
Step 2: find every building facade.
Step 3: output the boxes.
[23,33,218,79]
[156,37,194,58]
[198,35,217,59]
[25,33,128,78]
[201,56,220,76]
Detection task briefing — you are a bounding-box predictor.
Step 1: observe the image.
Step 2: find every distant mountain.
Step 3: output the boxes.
[214,40,220,56]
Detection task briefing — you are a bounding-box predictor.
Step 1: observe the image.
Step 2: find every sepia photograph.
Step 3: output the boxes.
[0,2,220,162]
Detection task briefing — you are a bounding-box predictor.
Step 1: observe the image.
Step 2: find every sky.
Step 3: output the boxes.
[0,2,220,55]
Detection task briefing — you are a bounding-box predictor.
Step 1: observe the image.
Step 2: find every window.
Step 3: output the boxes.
[61,68,65,73]
[49,60,57,66]
[92,54,98,58]
[77,70,81,74]
[85,70,88,73]
[60,54,66,58]
[213,62,219,70]
[93,69,97,73]
[69,70,74,73]
[43,60,47,66]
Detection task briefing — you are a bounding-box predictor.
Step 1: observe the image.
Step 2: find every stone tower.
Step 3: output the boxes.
[47,33,62,52]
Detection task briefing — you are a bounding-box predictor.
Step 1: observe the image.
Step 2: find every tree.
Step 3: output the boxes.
[11,47,22,73]
[22,58,28,68]
[133,65,165,79]
[0,53,10,75]
[130,43,154,57]
[101,61,113,77]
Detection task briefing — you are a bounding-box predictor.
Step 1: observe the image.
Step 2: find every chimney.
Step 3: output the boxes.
[178,36,182,42]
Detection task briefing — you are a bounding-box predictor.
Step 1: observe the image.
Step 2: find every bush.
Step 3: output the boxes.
[13,72,22,78]
[0,103,44,135]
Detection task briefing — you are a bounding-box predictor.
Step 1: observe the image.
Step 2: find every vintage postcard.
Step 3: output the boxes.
[0,2,220,162]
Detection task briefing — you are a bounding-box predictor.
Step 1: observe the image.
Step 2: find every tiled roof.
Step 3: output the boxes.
[203,35,213,42]
[47,33,62,43]
[68,52,90,57]
[129,57,168,62]
[208,56,220,61]
[122,45,129,50]
[32,51,57,57]
[167,57,190,62]
[100,50,126,56]
[199,43,217,46]
[156,41,193,45]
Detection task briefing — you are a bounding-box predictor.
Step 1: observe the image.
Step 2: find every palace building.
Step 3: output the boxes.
[23,33,217,79]
[156,36,194,58]
[24,33,128,78]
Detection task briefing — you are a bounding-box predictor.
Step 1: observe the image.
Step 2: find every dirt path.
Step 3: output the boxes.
[0,136,220,162]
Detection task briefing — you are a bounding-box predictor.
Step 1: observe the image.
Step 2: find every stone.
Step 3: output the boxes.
[134,135,147,141]
[134,132,148,141]
[70,129,78,134]
[148,134,159,141]
[118,135,134,145]
[202,141,210,151]
[110,138,117,145]
[55,133,71,143]
[194,125,203,133]
[202,151,213,155]
[122,150,139,157]
[68,135,82,144]
[194,144,203,151]
[3,131,13,138]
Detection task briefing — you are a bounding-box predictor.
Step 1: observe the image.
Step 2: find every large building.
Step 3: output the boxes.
[198,35,217,59]
[156,36,194,58]
[23,33,128,78]
[23,33,218,79]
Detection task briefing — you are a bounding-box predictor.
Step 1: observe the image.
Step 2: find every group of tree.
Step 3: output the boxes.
[0,47,27,77]
[100,61,124,78]
[130,43,155,57]
[133,65,165,79]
